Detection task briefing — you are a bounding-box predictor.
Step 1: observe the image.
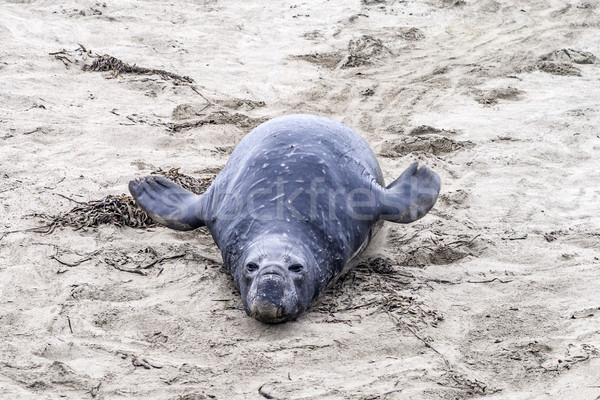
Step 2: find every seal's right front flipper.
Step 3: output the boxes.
[129,176,206,231]
[379,162,441,223]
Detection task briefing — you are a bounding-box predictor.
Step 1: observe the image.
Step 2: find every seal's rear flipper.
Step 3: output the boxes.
[379,162,441,223]
[129,176,206,231]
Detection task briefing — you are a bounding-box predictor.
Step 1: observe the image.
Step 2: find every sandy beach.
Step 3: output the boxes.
[1,0,599,398]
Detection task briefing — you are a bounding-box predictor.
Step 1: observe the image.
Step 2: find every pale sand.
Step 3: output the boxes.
[1,0,599,398]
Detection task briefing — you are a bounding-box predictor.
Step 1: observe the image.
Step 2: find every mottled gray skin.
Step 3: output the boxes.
[129,114,440,323]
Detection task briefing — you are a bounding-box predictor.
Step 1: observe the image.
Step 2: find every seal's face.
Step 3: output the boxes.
[239,237,317,323]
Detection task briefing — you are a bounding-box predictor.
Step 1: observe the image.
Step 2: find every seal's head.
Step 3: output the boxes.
[238,236,318,323]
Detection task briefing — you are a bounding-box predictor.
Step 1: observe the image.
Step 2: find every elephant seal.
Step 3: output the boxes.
[129,114,440,323]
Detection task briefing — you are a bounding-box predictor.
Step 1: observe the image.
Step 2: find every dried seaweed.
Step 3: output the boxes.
[36,168,215,231]
[152,167,214,195]
[312,257,444,329]
[167,111,268,132]
[314,256,497,395]
[84,54,194,83]
[49,45,90,69]
[380,135,475,157]
[50,45,195,85]
[105,248,186,276]
[35,194,152,231]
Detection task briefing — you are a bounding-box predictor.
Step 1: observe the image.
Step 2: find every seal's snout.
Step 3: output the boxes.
[250,300,283,323]
[245,266,302,323]
[249,274,288,323]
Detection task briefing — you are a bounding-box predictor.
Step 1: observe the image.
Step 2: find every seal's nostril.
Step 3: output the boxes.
[246,262,259,272]
[288,264,303,273]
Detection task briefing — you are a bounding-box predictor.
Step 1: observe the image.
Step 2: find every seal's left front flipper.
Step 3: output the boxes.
[129,176,206,231]
[379,162,441,223]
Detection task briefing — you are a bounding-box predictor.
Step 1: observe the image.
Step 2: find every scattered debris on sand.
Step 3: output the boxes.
[380,135,474,157]
[313,257,445,329]
[84,54,194,83]
[50,45,194,83]
[35,168,214,231]
[342,35,391,68]
[535,48,597,76]
[167,111,268,132]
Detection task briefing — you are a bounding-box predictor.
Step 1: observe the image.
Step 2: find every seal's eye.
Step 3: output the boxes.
[246,263,259,272]
[288,264,303,273]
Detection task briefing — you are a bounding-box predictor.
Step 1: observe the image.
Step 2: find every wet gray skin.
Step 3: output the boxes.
[129,114,441,323]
